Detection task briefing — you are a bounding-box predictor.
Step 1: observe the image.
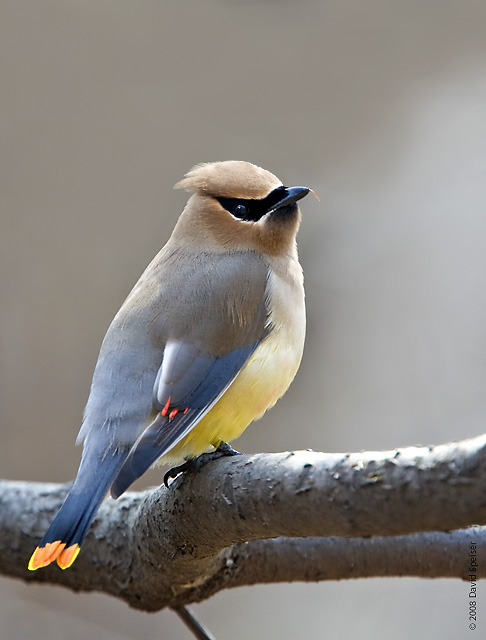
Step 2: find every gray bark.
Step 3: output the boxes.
[1,434,485,612]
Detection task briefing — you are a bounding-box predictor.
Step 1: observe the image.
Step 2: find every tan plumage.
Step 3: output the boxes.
[29,160,310,571]
[172,161,302,256]
[175,160,282,197]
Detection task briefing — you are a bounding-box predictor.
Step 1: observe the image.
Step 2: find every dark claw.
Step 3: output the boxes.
[164,460,196,488]
[163,441,242,488]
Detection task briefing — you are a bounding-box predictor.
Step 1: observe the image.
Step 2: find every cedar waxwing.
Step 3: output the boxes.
[29,161,310,571]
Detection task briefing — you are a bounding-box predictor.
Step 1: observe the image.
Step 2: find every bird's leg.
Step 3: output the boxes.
[164,441,242,487]
[211,441,241,457]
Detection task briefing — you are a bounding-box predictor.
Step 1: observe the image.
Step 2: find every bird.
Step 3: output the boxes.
[28,160,310,571]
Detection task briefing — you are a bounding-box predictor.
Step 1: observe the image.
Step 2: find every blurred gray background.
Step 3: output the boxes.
[1,0,486,638]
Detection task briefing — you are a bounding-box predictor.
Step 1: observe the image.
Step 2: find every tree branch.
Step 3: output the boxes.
[1,434,485,611]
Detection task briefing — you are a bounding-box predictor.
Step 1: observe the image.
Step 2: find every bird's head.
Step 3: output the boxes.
[172,161,310,256]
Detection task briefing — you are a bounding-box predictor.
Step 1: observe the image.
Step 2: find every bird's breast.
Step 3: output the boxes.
[161,261,305,463]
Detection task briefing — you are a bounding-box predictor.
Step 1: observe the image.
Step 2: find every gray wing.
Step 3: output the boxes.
[110,337,262,498]
[78,247,270,497]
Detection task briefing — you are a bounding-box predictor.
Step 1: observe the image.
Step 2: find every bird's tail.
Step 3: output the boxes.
[28,446,126,570]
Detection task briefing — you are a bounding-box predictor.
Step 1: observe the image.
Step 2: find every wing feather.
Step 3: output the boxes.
[110,339,261,498]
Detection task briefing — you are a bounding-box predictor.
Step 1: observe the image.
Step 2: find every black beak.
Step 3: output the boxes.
[267,186,310,213]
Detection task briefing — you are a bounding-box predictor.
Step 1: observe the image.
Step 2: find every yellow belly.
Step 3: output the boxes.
[159,327,304,464]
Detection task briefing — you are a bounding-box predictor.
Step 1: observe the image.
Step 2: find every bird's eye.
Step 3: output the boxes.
[233,204,248,218]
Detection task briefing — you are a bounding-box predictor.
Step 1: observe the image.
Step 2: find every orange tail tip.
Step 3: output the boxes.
[28,540,66,571]
[28,541,81,571]
[57,544,81,569]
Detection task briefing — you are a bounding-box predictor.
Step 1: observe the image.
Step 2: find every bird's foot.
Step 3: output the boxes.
[163,441,242,487]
